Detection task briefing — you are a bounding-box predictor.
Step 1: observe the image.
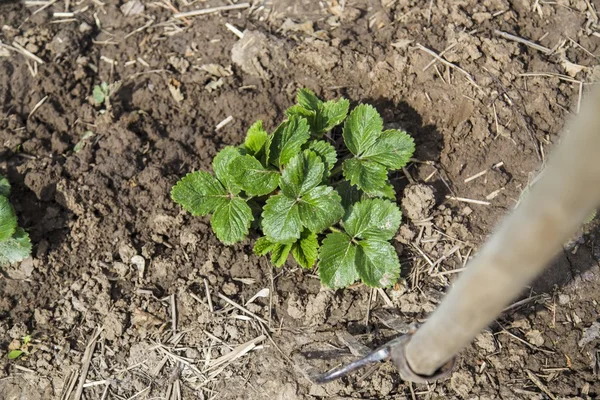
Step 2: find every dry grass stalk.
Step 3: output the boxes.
[174,3,250,18]
[446,195,491,206]
[494,30,552,54]
[206,335,266,371]
[464,169,487,183]
[225,22,244,39]
[73,328,102,400]
[217,292,268,324]
[28,95,48,120]
[10,42,45,64]
[204,278,214,312]
[215,115,234,130]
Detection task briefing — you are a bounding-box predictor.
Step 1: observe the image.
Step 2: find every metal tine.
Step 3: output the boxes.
[313,345,391,384]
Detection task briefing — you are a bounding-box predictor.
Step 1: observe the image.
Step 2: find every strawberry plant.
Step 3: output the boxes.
[0,175,32,265]
[171,89,415,288]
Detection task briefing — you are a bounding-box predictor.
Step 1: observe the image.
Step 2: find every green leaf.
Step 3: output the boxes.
[0,196,17,242]
[344,199,402,240]
[271,242,292,267]
[342,158,388,193]
[362,130,415,169]
[320,98,350,132]
[356,239,400,287]
[363,182,396,200]
[286,105,316,121]
[342,104,383,155]
[254,236,275,256]
[297,88,322,111]
[93,85,106,105]
[262,133,273,168]
[307,140,337,177]
[298,186,344,233]
[171,171,227,216]
[7,350,23,360]
[0,176,10,197]
[280,150,324,198]
[318,232,359,288]
[261,195,302,243]
[229,155,280,197]
[211,197,253,245]
[244,121,269,156]
[269,116,310,168]
[213,146,243,194]
[0,228,32,265]
[292,230,319,269]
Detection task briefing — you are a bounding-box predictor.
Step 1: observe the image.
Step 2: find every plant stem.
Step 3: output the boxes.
[330,165,343,178]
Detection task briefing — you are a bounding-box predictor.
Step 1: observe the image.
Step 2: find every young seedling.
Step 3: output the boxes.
[0,175,32,265]
[92,81,122,113]
[172,89,415,288]
[7,335,32,360]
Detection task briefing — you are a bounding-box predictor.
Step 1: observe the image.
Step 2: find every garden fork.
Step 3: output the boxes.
[315,85,600,383]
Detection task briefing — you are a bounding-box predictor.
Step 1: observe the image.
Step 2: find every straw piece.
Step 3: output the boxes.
[174,3,250,18]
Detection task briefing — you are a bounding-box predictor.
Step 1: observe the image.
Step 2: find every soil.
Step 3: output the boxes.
[0,0,599,399]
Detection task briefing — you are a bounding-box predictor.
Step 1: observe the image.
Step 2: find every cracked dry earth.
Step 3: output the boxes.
[1,0,600,399]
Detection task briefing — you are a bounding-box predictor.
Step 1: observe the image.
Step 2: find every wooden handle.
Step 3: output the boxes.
[403,86,600,376]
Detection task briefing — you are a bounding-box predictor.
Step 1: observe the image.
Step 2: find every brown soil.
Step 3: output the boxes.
[1,0,599,399]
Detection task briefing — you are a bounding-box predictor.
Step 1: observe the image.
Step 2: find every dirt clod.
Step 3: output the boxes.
[450,370,476,398]
[401,183,436,221]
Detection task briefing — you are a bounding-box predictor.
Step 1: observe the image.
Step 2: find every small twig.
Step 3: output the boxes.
[416,43,479,87]
[431,267,466,277]
[519,72,582,84]
[526,370,557,400]
[203,278,214,312]
[486,187,505,200]
[225,22,244,39]
[426,0,434,24]
[423,42,457,71]
[28,95,48,120]
[124,18,155,39]
[31,0,57,16]
[170,293,177,336]
[503,294,548,312]
[216,115,234,131]
[10,42,45,64]
[217,293,268,324]
[60,370,78,400]
[496,323,554,354]
[174,2,250,18]
[494,30,552,54]
[431,244,462,270]
[409,381,417,400]
[584,0,598,23]
[376,288,393,307]
[446,195,491,206]
[402,167,415,184]
[206,335,266,371]
[365,288,374,327]
[73,328,102,400]
[464,169,487,183]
